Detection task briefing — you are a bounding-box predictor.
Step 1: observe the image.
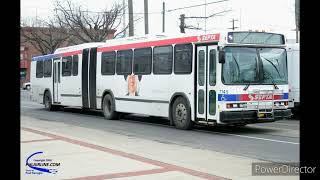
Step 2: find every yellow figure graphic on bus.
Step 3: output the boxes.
[126,73,140,96]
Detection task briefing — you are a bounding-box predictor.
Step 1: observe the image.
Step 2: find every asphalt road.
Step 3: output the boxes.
[20,90,299,163]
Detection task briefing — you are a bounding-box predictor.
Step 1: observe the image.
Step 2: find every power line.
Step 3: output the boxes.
[184,9,232,19]
[167,0,229,12]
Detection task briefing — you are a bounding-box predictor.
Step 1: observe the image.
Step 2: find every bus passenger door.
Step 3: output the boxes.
[196,46,206,120]
[196,45,217,121]
[53,58,61,103]
[206,46,217,121]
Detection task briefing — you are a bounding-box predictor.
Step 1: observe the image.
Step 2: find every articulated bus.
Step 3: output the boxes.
[31,31,291,130]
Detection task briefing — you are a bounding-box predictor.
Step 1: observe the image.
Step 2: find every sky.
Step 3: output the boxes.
[20,0,297,39]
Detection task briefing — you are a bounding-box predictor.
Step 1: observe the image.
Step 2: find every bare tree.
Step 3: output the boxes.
[21,18,70,55]
[54,0,128,44]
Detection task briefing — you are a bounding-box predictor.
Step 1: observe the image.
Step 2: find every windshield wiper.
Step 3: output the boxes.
[264,72,279,89]
[243,82,251,91]
[232,54,240,76]
[243,57,258,91]
[260,56,281,77]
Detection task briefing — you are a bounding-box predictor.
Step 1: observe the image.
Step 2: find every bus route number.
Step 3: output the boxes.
[219,90,229,94]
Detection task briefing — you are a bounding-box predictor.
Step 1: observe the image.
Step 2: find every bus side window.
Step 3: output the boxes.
[43,59,52,78]
[133,47,152,75]
[153,45,173,74]
[101,51,116,75]
[174,43,192,74]
[62,56,72,76]
[36,60,44,78]
[209,49,216,85]
[72,55,78,76]
[116,50,133,75]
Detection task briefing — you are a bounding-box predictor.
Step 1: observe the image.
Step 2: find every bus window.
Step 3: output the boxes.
[116,50,133,75]
[174,43,192,74]
[36,60,44,78]
[153,45,173,74]
[209,90,216,115]
[101,51,116,75]
[209,49,216,85]
[198,90,204,114]
[62,56,72,76]
[43,59,52,77]
[198,50,205,86]
[72,55,78,76]
[133,47,152,75]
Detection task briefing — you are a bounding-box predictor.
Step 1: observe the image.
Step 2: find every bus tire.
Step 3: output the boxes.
[44,91,57,111]
[172,97,193,130]
[102,94,118,120]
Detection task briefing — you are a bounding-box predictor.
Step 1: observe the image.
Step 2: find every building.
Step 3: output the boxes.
[20,27,116,87]
[20,45,31,86]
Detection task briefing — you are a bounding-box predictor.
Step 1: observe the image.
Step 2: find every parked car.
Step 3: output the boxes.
[22,82,31,90]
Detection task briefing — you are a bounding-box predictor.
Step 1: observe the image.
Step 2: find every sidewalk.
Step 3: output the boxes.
[21,116,298,180]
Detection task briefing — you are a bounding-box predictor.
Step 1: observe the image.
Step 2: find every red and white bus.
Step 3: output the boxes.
[31,31,291,129]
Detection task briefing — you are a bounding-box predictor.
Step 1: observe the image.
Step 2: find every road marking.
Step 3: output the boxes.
[122,119,299,145]
[248,124,299,131]
[195,130,299,145]
[21,104,299,145]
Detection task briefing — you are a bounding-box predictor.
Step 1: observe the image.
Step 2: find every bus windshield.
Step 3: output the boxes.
[222,47,287,85]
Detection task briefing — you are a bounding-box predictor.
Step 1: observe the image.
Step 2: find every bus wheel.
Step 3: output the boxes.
[172,97,193,130]
[102,94,118,120]
[44,92,56,111]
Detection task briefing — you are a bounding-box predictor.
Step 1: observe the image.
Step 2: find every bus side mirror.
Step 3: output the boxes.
[219,51,225,64]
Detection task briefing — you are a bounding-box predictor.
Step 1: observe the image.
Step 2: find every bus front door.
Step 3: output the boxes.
[53,58,61,103]
[196,45,217,122]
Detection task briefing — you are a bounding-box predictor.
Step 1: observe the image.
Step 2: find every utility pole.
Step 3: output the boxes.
[144,0,149,34]
[123,0,126,37]
[179,14,185,33]
[229,18,238,31]
[128,0,134,36]
[162,2,165,33]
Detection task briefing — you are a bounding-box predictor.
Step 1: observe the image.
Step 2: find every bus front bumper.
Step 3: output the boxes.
[219,109,292,124]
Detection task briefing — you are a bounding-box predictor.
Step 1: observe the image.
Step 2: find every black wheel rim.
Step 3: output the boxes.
[175,103,187,124]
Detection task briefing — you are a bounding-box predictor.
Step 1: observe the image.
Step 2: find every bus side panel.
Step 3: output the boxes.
[96,52,195,119]
[287,44,300,108]
[30,61,54,105]
[59,54,82,107]
[30,61,41,103]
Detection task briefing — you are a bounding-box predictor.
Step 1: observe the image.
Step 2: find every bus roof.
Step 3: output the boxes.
[32,53,58,61]
[54,42,106,54]
[97,32,221,52]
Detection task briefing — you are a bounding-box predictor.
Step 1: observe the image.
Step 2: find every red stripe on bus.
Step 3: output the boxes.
[59,50,83,57]
[97,34,220,52]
